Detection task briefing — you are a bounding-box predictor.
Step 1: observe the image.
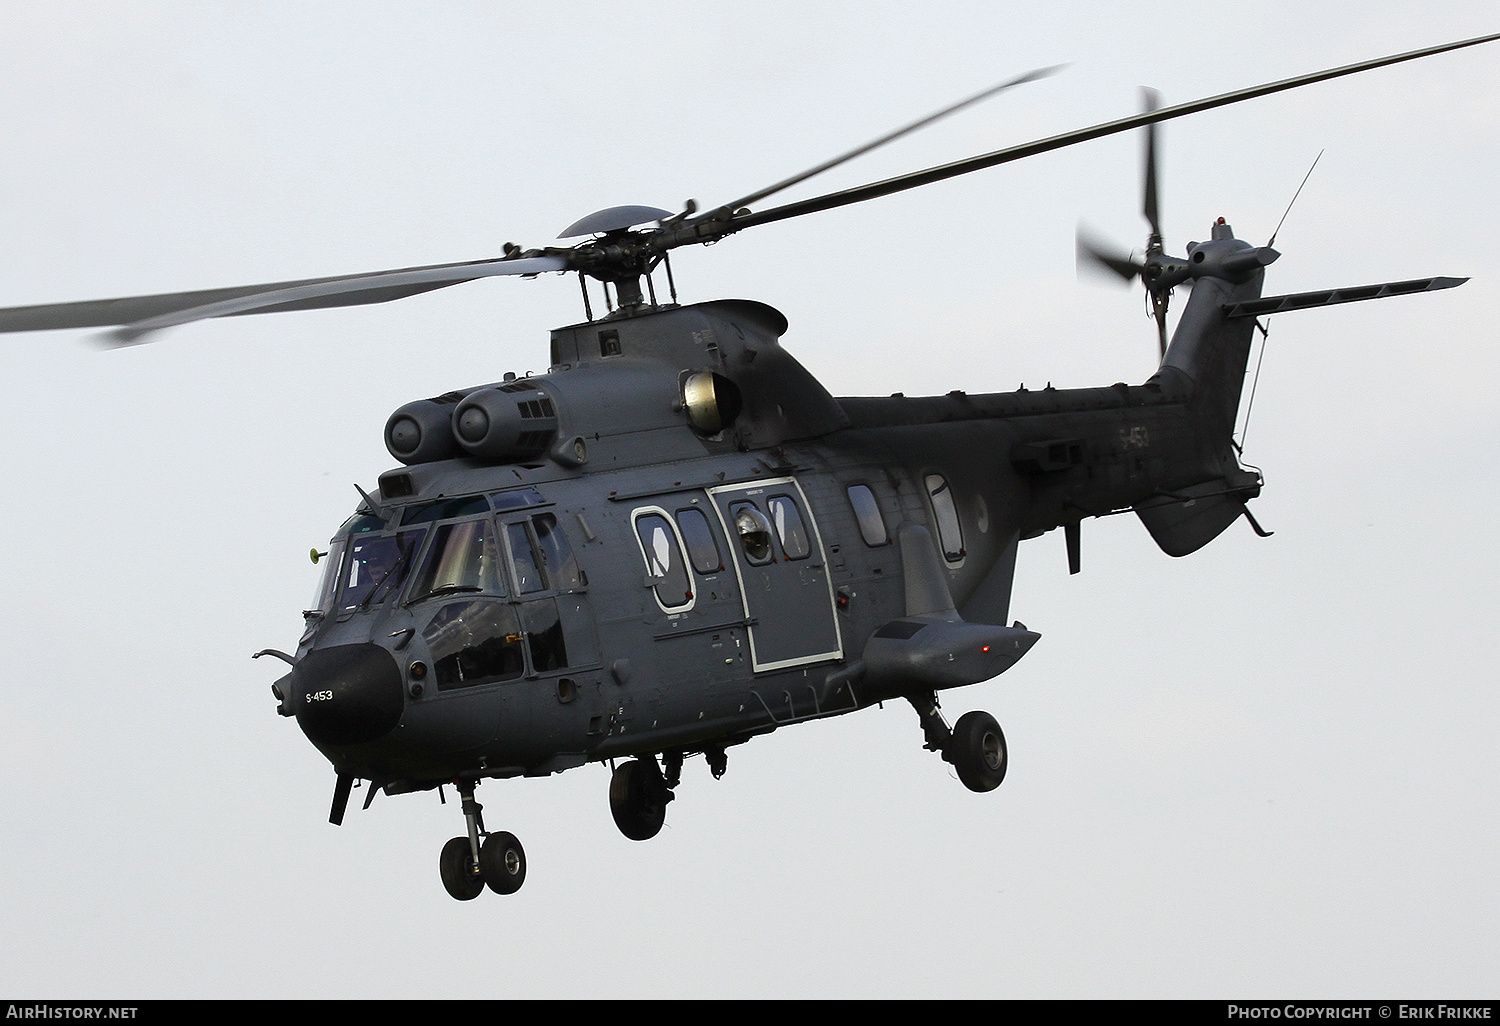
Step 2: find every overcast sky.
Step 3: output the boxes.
[1,2,1496,999]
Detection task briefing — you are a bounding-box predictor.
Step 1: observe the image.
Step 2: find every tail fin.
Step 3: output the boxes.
[1152,221,1266,442]
[1137,220,1266,556]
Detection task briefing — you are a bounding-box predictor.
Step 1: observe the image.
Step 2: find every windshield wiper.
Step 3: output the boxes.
[410,584,483,604]
[358,539,419,611]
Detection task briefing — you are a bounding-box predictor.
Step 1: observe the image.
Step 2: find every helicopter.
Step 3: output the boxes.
[0,32,1493,902]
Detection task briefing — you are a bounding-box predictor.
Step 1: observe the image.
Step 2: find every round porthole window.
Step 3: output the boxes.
[733,506,774,564]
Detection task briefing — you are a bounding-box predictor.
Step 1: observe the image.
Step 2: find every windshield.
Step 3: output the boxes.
[337,530,426,612]
[409,519,505,603]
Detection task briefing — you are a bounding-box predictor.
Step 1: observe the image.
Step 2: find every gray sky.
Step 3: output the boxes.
[1,2,1496,999]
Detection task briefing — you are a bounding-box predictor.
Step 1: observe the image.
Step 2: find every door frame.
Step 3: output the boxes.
[706,476,844,673]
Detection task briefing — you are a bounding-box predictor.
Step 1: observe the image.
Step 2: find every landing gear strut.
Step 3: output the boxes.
[907,692,1008,792]
[609,755,675,840]
[438,779,527,900]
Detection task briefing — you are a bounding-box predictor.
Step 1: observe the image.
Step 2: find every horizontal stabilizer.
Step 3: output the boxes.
[1222,276,1466,319]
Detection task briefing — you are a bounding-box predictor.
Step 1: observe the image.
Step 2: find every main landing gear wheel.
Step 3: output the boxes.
[948,710,1008,793]
[480,831,526,895]
[610,757,672,841]
[439,836,485,901]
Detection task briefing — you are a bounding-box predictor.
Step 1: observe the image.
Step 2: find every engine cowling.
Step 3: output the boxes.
[384,390,472,465]
[451,383,559,462]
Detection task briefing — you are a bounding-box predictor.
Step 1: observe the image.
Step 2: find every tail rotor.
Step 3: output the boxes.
[1076,87,1191,361]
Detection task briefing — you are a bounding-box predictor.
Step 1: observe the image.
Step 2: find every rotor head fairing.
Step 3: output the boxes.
[558,205,675,240]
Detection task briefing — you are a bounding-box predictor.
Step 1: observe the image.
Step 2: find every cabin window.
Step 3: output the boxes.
[924,473,965,563]
[767,494,811,560]
[676,507,724,574]
[634,511,693,609]
[408,519,505,603]
[423,599,525,690]
[846,484,888,547]
[729,502,775,565]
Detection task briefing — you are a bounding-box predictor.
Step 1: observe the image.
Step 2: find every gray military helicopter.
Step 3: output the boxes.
[1,34,1493,899]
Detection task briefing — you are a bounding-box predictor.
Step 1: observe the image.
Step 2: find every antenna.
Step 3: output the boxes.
[1268,150,1324,247]
[1237,317,1271,450]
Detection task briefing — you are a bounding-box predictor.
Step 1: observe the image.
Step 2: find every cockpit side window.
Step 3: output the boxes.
[520,599,569,672]
[506,521,547,595]
[423,600,525,690]
[408,519,505,603]
[531,513,582,591]
[310,538,348,613]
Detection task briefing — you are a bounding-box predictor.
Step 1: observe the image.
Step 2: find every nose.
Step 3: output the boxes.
[291,643,404,746]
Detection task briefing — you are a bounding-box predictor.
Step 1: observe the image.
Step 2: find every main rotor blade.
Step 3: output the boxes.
[0,255,568,342]
[719,64,1064,214]
[1140,87,1162,243]
[721,32,1500,235]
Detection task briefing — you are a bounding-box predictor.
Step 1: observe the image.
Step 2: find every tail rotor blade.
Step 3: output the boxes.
[1076,225,1142,283]
[1141,87,1163,244]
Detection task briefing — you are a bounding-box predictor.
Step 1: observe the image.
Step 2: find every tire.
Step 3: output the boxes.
[439,835,485,900]
[609,759,668,841]
[480,831,527,895]
[948,711,1008,793]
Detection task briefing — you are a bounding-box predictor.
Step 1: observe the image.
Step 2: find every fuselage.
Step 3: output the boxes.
[278,259,1264,796]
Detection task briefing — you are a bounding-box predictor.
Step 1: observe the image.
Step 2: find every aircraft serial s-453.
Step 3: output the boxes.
[1,34,1493,899]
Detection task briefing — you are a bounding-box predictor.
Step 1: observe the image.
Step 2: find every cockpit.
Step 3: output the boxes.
[305,487,593,692]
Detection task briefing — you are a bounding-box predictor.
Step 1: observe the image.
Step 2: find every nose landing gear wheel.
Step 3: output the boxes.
[481,831,527,894]
[439,835,485,901]
[609,758,671,840]
[948,710,1008,792]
